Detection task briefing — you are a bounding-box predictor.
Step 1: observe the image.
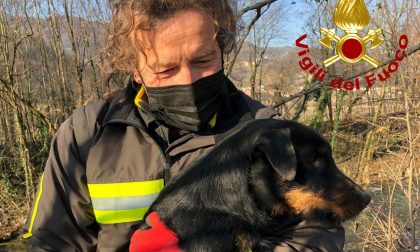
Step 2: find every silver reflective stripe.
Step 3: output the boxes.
[91,193,159,211]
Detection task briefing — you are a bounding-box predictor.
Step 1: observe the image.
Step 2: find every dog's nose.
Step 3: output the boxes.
[362,193,371,206]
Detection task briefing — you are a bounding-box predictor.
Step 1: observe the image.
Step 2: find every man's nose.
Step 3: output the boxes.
[177,67,202,85]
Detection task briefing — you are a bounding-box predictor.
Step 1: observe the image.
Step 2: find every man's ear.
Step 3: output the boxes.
[130,63,142,84]
[253,128,297,181]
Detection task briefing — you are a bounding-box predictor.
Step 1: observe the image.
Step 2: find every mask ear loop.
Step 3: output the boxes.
[134,76,146,108]
[216,27,226,71]
[221,54,225,71]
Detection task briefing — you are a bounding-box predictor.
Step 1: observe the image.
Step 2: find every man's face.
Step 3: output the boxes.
[133,9,223,87]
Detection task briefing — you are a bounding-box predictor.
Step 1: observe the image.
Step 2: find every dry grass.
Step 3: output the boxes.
[339,117,419,251]
[0,182,28,242]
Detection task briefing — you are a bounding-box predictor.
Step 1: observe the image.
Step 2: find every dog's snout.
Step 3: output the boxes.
[350,183,371,210]
[362,193,371,206]
[350,186,370,204]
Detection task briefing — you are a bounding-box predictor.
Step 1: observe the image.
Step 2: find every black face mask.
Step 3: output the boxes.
[143,70,228,132]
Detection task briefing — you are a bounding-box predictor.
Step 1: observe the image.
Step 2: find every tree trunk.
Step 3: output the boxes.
[13,105,34,201]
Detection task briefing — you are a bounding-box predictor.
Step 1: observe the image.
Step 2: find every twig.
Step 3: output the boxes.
[237,0,278,18]
[0,76,55,132]
[226,0,275,76]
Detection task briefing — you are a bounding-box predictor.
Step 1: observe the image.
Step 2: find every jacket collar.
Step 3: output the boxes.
[102,78,139,126]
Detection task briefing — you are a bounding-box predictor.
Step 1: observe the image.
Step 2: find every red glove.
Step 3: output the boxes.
[130,212,182,252]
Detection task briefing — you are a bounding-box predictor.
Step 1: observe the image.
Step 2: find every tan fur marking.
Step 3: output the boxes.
[285,188,342,217]
[330,202,351,220]
[235,233,253,252]
[271,203,287,216]
[329,190,366,220]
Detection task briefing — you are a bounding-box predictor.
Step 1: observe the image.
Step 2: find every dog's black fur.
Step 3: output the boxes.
[142,119,370,251]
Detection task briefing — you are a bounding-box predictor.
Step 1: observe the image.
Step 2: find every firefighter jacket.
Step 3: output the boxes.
[23,77,345,251]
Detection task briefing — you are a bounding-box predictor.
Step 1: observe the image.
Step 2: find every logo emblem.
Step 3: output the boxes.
[319,0,385,67]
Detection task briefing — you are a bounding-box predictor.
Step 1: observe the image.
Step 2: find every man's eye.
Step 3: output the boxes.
[158,68,175,74]
[195,60,212,65]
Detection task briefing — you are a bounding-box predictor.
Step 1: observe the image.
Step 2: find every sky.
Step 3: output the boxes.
[270,0,308,47]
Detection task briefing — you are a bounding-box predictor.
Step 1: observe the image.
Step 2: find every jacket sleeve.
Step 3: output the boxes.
[23,113,98,251]
[273,220,345,252]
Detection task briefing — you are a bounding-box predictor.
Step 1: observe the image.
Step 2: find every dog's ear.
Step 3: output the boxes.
[253,128,297,181]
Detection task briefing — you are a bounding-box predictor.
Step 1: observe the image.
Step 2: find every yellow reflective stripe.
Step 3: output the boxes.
[209,113,217,128]
[88,180,164,224]
[134,84,145,108]
[23,173,45,239]
[91,193,159,211]
[87,179,164,198]
[22,233,32,239]
[93,207,149,224]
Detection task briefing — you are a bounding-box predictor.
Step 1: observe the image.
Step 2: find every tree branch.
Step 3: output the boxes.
[238,0,278,18]
[0,76,55,132]
[226,0,276,76]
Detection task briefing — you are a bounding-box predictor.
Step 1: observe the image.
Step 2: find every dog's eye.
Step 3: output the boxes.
[307,154,326,168]
[307,155,318,164]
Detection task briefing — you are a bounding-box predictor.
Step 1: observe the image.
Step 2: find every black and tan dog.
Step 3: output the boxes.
[143,119,371,251]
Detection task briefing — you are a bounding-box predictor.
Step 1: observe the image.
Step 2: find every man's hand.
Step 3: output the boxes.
[129,212,182,252]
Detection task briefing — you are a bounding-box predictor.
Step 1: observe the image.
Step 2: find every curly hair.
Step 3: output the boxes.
[104,0,237,75]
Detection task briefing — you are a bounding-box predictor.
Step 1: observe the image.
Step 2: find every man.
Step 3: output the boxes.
[24,0,344,251]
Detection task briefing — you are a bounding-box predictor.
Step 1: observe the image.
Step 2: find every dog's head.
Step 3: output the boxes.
[245,119,370,223]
